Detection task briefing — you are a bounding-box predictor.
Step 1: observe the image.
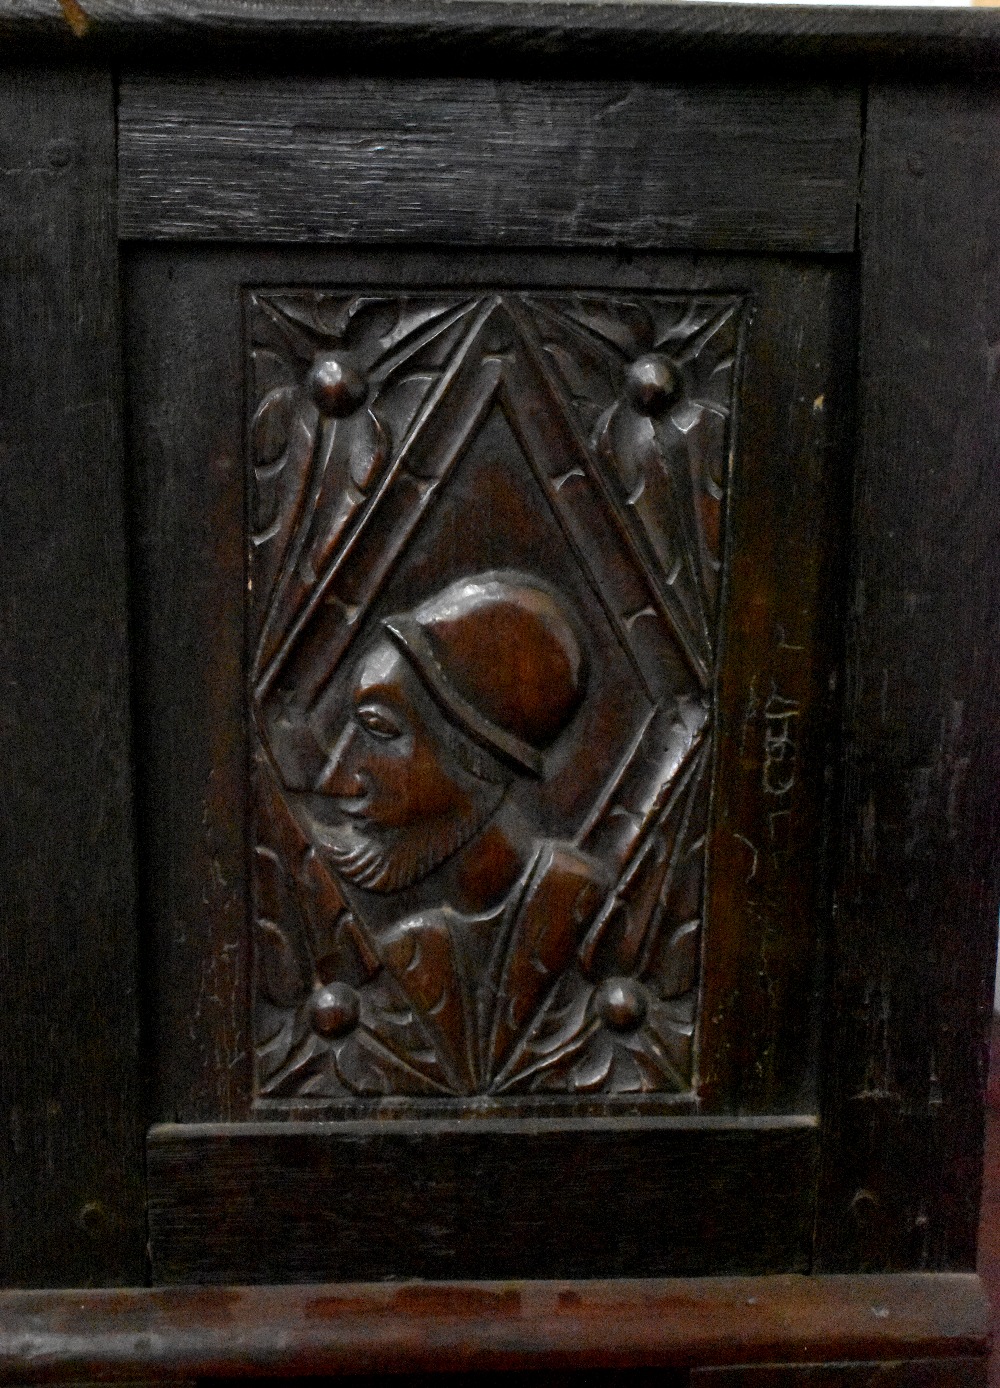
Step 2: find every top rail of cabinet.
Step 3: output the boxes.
[2,0,1000,76]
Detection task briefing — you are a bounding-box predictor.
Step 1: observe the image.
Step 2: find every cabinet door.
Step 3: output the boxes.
[121,76,860,1284]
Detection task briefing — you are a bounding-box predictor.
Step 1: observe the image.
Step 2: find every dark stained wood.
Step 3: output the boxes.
[0,65,144,1287]
[117,77,861,254]
[3,40,1000,1388]
[2,2,1000,76]
[0,1274,987,1381]
[124,248,251,1124]
[816,83,1000,1274]
[146,1117,817,1283]
[693,1361,986,1387]
[702,260,853,1117]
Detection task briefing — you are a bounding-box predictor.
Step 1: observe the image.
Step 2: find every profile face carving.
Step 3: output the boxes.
[305,572,586,894]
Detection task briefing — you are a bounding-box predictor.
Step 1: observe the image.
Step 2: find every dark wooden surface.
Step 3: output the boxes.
[117,77,861,253]
[125,247,251,1126]
[702,259,852,1118]
[0,1274,987,1381]
[0,64,144,1288]
[0,39,998,1388]
[3,3,1000,75]
[816,82,1000,1275]
[147,1117,816,1283]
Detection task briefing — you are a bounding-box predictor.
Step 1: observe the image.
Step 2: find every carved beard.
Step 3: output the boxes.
[322,791,502,894]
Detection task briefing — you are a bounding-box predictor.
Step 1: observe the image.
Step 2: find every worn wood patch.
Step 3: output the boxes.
[117,77,861,253]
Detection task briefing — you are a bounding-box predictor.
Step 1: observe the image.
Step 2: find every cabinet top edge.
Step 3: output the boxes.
[3,0,1000,75]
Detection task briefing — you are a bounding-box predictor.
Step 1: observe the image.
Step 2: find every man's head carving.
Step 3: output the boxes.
[311,572,586,893]
[385,573,586,777]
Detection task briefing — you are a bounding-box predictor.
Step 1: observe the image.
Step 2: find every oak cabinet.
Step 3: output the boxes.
[1,7,999,1384]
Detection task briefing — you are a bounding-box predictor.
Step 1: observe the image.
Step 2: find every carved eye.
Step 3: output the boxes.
[355,704,403,740]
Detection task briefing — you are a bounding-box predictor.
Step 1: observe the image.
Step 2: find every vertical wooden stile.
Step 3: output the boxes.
[0,65,144,1286]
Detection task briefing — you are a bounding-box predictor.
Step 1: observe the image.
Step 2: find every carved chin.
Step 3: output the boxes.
[321,808,489,894]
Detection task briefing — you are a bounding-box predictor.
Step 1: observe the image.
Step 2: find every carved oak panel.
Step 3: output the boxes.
[247,288,743,1107]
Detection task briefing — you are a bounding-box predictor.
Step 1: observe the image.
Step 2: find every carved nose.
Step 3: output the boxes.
[314,722,366,799]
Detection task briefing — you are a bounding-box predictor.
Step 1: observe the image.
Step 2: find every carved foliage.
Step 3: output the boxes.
[247,289,743,1105]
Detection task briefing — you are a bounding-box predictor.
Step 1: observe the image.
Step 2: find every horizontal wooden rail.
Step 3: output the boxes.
[0,1274,988,1381]
[1,1,1000,73]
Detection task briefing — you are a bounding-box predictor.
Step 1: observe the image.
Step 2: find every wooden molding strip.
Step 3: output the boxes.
[0,1274,988,1381]
[2,1,1000,71]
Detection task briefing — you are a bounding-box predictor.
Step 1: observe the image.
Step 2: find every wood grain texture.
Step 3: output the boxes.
[146,1117,817,1283]
[701,260,853,1118]
[2,2,1000,74]
[125,249,251,1125]
[0,1274,987,1381]
[117,77,861,253]
[0,65,144,1287]
[816,83,1000,1273]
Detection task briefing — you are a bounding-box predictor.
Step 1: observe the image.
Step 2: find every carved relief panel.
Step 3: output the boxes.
[247,289,743,1107]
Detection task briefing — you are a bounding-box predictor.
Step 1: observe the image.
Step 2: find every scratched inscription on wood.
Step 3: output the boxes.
[247,289,743,1106]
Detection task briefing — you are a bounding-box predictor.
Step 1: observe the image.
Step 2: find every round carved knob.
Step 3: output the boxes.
[626,354,680,417]
[308,355,368,417]
[594,977,648,1033]
[311,981,361,1037]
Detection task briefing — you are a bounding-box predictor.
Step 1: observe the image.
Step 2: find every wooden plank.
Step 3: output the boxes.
[815,83,1000,1272]
[0,1274,987,1380]
[146,1118,817,1283]
[117,77,861,253]
[124,246,251,1125]
[3,3,1000,75]
[0,66,144,1287]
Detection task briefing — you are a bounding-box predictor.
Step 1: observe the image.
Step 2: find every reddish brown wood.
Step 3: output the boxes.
[0,1275,987,1382]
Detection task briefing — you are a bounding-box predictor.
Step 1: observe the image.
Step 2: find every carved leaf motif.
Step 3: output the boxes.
[257,919,307,1009]
[252,384,296,469]
[659,919,700,1000]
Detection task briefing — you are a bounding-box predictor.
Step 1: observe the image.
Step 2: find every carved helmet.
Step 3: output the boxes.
[383,571,586,778]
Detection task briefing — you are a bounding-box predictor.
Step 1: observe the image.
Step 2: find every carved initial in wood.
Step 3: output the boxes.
[248,289,743,1105]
